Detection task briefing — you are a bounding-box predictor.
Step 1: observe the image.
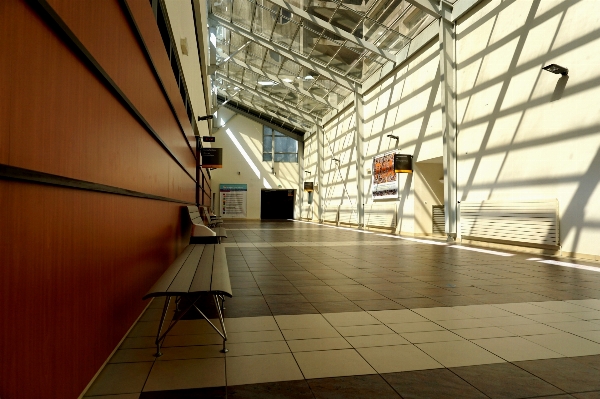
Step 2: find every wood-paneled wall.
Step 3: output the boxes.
[0,0,205,397]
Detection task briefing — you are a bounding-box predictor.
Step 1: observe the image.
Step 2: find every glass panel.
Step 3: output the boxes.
[330,6,363,34]
[362,19,387,44]
[376,30,408,52]
[263,153,273,161]
[252,1,278,40]
[263,126,273,151]
[232,0,253,29]
[210,0,232,20]
[274,153,298,163]
[274,136,298,153]
[300,22,324,57]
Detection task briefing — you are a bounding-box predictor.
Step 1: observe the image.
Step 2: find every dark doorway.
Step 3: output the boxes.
[261,189,295,219]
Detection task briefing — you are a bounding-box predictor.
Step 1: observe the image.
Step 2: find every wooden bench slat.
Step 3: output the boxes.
[167,245,206,294]
[189,244,215,292]
[210,245,232,296]
[143,245,196,299]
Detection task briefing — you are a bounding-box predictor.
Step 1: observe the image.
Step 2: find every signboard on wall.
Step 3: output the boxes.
[220,184,247,218]
[372,152,398,200]
[304,182,314,191]
[394,154,413,173]
[201,148,222,168]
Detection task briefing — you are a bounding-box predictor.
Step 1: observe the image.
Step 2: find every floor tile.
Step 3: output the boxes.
[87,362,154,396]
[345,334,410,348]
[523,333,600,357]
[281,326,341,340]
[499,323,561,336]
[120,336,156,349]
[401,330,464,343]
[453,304,515,318]
[293,349,376,379]
[571,393,600,399]
[312,301,363,313]
[275,314,331,330]
[155,345,224,361]
[269,302,319,315]
[368,309,428,324]
[417,340,505,368]
[225,316,278,332]
[110,348,160,363]
[227,330,284,343]
[143,358,225,391]
[138,388,226,399]
[382,368,488,399]
[335,324,394,337]
[357,345,443,373]
[87,394,140,399]
[353,299,405,311]
[227,380,314,399]
[322,312,381,327]
[162,333,223,347]
[226,353,304,386]
[412,307,473,321]
[516,357,600,392]
[494,302,556,315]
[479,316,538,327]
[451,362,565,399]
[471,336,562,361]
[453,327,516,339]
[308,374,402,399]
[225,341,290,357]
[548,320,600,333]
[532,301,593,313]
[287,337,352,352]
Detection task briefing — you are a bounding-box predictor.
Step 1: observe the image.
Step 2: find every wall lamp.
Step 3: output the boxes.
[542,64,568,76]
[387,134,399,140]
[304,171,311,175]
[198,115,214,121]
[332,158,340,163]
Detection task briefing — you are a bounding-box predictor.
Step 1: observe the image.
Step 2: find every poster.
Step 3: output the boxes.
[372,152,398,199]
[220,184,247,218]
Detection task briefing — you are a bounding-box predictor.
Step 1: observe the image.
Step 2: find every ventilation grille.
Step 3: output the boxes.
[432,205,445,236]
[460,200,560,247]
[365,202,397,228]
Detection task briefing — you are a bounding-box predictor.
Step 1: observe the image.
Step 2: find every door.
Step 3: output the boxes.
[261,189,295,219]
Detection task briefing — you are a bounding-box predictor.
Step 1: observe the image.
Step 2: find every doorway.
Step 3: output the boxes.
[261,189,295,219]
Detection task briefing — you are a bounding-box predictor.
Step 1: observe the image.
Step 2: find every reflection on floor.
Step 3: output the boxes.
[85,220,600,398]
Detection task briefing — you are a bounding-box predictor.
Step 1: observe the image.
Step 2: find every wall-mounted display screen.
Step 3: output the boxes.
[201,148,222,168]
[394,154,413,173]
[304,182,314,191]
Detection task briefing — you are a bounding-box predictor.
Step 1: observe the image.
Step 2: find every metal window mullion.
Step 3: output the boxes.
[287,20,303,51]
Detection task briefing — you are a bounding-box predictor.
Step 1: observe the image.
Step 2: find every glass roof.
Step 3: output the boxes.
[210,0,435,130]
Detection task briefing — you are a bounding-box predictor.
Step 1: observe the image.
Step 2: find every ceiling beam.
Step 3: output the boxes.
[225,96,312,132]
[219,101,306,137]
[216,73,320,123]
[209,15,357,91]
[404,0,441,17]
[226,57,337,108]
[267,0,397,63]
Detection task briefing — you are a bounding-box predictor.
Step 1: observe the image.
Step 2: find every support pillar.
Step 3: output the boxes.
[317,125,324,223]
[196,135,201,207]
[440,1,457,241]
[354,85,365,229]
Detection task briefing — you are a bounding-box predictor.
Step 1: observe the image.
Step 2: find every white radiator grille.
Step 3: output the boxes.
[432,205,445,236]
[460,200,559,247]
[339,205,358,225]
[365,202,397,228]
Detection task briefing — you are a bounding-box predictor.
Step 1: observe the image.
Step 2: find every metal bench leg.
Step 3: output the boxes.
[154,297,171,357]
[214,295,229,353]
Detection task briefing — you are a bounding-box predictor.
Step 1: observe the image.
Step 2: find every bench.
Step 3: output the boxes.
[143,244,232,356]
[199,205,223,227]
[187,205,227,243]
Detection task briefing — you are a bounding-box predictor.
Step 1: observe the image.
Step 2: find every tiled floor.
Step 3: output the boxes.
[85,220,600,398]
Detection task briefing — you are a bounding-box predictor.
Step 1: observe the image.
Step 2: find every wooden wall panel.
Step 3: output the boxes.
[125,0,198,146]
[0,0,204,397]
[0,181,191,399]
[3,0,194,202]
[46,0,197,174]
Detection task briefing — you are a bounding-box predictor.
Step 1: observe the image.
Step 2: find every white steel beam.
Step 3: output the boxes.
[220,101,306,136]
[267,0,397,63]
[405,0,441,17]
[227,57,337,108]
[231,96,312,131]
[209,15,357,91]
[439,1,457,239]
[354,85,365,228]
[216,73,320,123]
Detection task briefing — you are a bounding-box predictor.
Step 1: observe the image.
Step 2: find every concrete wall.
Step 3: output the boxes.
[305,0,600,258]
[211,108,302,219]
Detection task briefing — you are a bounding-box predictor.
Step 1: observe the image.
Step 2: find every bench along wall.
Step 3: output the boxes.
[0,0,206,398]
